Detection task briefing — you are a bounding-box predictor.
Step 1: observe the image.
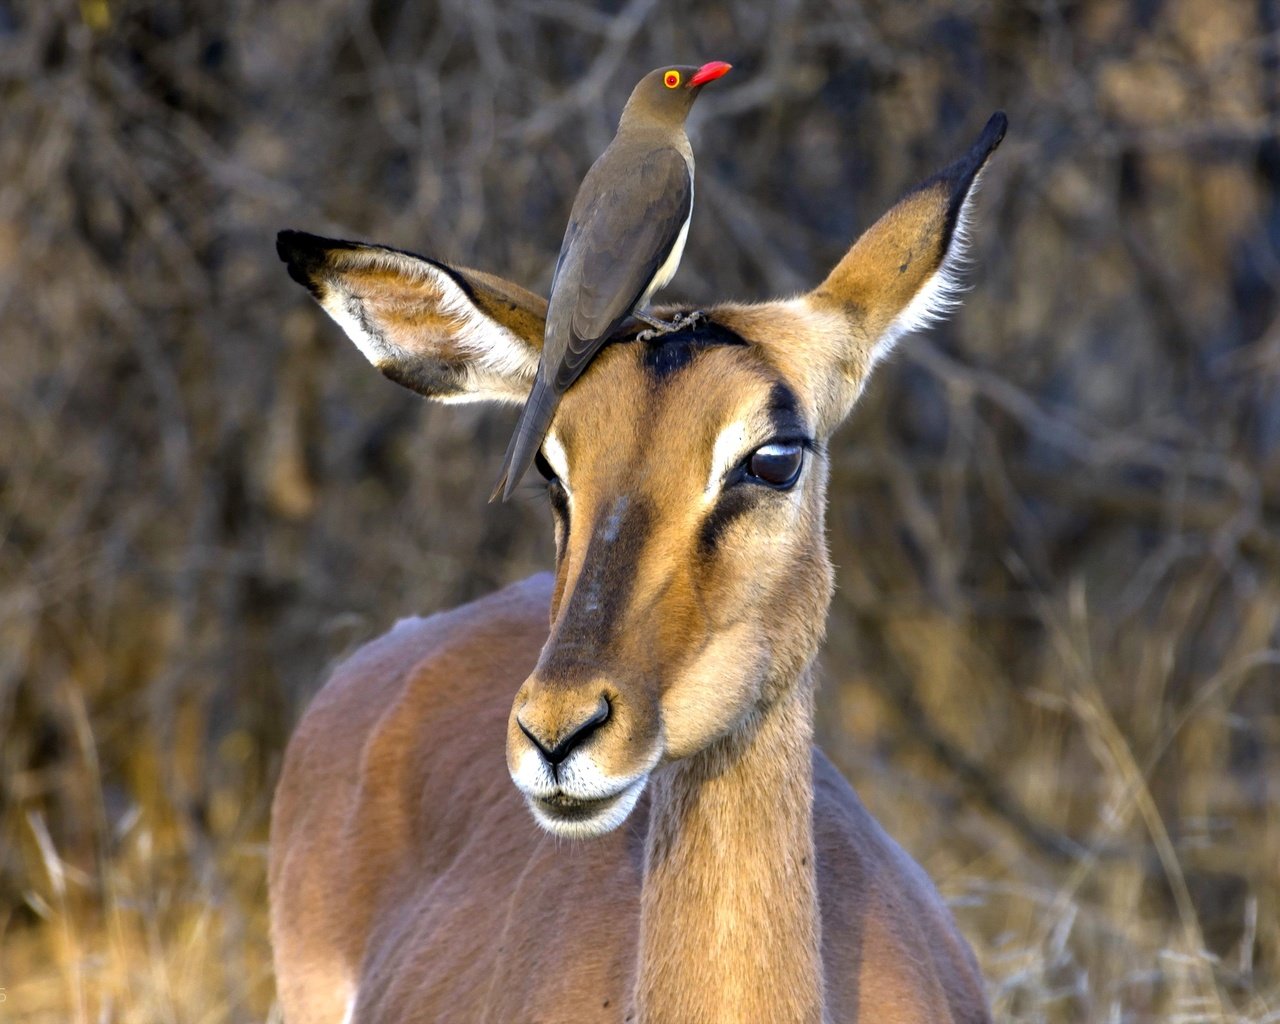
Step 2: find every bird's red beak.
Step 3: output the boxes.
[688,61,732,88]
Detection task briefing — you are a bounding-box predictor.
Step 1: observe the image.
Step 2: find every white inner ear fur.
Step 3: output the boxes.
[866,171,984,375]
[322,292,390,369]
[318,249,539,405]
[435,266,541,404]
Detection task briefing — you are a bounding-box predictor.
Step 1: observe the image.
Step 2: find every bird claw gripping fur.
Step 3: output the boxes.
[635,309,707,341]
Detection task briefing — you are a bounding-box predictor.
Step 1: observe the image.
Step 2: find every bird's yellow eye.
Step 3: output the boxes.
[664,70,681,89]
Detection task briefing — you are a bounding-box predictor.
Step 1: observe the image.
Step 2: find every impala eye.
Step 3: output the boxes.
[746,442,805,489]
[535,449,571,521]
[534,450,557,482]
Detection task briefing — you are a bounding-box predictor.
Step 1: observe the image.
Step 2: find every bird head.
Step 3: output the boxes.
[621,61,732,127]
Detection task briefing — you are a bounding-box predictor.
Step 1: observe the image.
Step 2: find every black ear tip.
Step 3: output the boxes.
[276,229,330,294]
[979,111,1009,155]
[939,110,1009,194]
[276,229,299,263]
[276,228,323,264]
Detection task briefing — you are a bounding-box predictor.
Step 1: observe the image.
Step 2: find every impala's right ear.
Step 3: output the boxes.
[794,112,1007,433]
[277,231,547,404]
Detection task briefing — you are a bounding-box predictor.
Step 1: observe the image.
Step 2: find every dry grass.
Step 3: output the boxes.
[1,0,1278,1021]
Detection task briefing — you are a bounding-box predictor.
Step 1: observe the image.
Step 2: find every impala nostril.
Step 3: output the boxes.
[516,716,548,758]
[519,695,611,767]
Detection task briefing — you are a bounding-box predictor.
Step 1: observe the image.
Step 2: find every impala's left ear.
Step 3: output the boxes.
[799,112,1007,431]
[277,231,547,405]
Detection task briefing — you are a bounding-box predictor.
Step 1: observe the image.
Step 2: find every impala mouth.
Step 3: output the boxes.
[526,777,648,838]
[533,791,620,819]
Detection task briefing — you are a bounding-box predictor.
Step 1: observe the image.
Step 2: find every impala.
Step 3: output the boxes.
[270,112,1007,1024]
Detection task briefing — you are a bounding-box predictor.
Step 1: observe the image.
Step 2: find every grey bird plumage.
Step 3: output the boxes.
[492,61,732,500]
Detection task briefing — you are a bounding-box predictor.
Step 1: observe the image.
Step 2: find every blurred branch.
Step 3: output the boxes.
[508,0,659,144]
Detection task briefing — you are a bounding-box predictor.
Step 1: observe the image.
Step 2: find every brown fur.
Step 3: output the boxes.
[271,117,1005,1023]
[270,577,989,1023]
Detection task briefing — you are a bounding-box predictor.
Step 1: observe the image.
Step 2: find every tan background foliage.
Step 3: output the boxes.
[1,0,1277,1020]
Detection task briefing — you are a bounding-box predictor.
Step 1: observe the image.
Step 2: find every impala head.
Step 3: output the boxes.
[279,113,1006,839]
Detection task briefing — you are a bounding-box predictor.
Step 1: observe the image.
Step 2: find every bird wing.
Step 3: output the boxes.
[549,146,693,390]
[494,146,691,500]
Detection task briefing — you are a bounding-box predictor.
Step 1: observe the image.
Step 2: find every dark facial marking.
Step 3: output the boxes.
[643,339,698,378]
[636,319,748,383]
[698,486,764,555]
[766,382,809,439]
[547,480,570,520]
[541,495,654,680]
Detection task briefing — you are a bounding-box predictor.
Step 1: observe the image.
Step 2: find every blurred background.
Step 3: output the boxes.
[1,0,1278,1020]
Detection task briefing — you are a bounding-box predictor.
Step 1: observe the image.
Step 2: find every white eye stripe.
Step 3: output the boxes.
[705,421,749,499]
[542,432,570,486]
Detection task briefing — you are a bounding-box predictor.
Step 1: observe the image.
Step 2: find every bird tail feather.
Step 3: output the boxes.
[490,372,557,502]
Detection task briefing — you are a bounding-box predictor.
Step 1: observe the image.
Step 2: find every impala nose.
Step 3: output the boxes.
[517,697,610,767]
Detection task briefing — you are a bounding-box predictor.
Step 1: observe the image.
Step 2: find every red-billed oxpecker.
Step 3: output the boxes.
[492,60,733,500]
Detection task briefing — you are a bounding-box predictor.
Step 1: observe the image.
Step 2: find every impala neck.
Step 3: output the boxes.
[633,670,824,1024]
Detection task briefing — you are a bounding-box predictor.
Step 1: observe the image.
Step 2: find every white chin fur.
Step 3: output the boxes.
[526,775,649,839]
